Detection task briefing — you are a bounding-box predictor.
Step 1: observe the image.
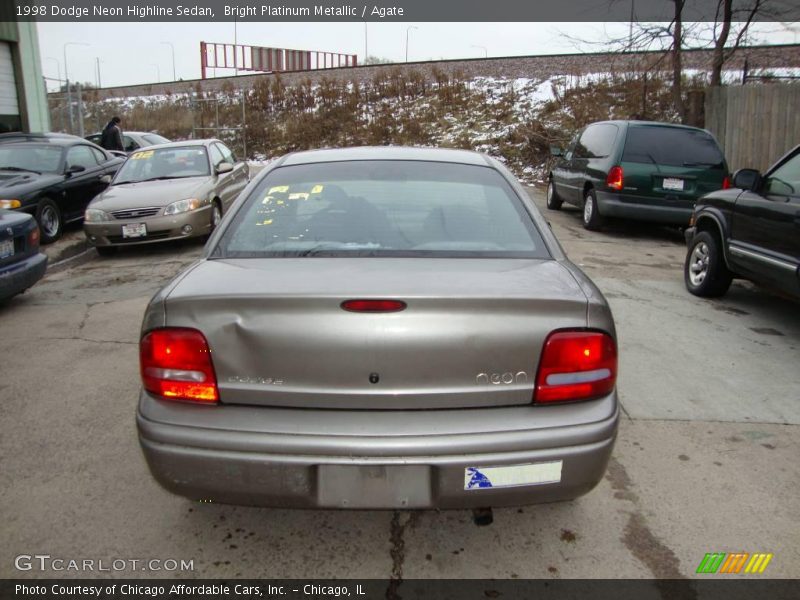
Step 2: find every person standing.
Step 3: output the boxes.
[100,116,124,151]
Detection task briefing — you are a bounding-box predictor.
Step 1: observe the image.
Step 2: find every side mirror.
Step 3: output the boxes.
[732,168,761,191]
[216,162,233,174]
[100,174,112,184]
[550,145,564,158]
[64,165,86,176]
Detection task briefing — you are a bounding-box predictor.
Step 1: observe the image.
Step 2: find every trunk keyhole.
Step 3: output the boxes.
[369,373,380,384]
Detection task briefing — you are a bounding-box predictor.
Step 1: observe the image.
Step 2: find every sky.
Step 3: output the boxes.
[36,21,800,91]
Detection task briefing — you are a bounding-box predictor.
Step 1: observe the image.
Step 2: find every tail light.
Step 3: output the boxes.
[722,176,732,190]
[606,166,624,191]
[534,330,617,403]
[27,226,40,250]
[140,328,219,403]
[342,299,407,313]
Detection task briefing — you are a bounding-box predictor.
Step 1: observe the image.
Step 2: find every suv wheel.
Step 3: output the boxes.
[582,189,603,230]
[546,179,562,210]
[684,231,733,297]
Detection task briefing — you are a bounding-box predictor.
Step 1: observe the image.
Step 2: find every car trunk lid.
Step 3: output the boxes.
[161,258,589,410]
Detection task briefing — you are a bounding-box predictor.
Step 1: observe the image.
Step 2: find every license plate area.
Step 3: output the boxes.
[464,461,563,490]
[662,177,685,191]
[317,465,431,508]
[0,239,13,259]
[122,223,147,238]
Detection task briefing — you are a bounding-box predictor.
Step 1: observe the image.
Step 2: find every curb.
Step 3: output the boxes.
[44,232,90,265]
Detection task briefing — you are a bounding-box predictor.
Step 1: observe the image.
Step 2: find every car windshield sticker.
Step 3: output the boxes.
[131,150,154,160]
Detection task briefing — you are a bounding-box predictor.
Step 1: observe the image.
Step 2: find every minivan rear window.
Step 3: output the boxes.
[622,126,725,168]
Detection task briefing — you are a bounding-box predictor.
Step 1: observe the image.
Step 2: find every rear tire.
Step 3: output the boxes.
[582,188,603,231]
[36,198,63,244]
[546,179,562,210]
[684,230,733,297]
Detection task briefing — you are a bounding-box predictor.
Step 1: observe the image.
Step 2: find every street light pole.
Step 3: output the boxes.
[405,26,418,62]
[161,41,176,80]
[63,42,89,133]
[95,57,103,88]
[364,23,368,62]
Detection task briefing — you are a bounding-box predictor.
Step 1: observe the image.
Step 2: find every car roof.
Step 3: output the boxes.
[591,120,708,132]
[280,146,492,167]
[134,139,216,150]
[0,132,84,144]
[86,131,166,137]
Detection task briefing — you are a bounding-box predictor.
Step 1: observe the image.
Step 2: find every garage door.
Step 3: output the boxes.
[0,42,21,133]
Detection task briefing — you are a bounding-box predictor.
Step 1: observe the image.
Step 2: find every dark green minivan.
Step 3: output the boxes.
[547,120,730,230]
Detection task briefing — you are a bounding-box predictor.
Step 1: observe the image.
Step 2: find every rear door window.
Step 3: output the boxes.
[622,126,725,168]
[574,124,619,159]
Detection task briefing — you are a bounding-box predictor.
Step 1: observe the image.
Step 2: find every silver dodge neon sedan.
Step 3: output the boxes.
[137,146,619,509]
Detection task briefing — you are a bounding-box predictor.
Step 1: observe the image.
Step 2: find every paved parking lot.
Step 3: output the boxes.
[1,187,798,580]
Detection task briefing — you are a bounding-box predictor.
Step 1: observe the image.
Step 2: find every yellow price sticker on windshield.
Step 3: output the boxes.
[268,185,289,194]
[310,185,324,194]
[131,150,154,160]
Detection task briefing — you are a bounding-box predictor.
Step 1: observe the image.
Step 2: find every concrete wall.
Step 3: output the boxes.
[15,22,50,132]
[84,44,800,101]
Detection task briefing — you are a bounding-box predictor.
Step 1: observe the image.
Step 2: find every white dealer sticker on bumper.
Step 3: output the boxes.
[464,461,563,490]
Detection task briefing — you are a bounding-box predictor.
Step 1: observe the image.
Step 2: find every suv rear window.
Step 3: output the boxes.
[622,126,725,168]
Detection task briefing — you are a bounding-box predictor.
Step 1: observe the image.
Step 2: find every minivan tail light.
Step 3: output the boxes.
[534,331,617,403]
[606,166,624,191]
[722,176,732,190]
[140,328,219,403]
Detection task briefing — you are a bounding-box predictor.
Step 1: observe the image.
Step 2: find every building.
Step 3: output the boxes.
[0,17,50,133]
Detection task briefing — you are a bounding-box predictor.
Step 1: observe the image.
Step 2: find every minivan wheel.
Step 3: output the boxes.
[582,189,603,231]
[684,231,733,297]
[546,179,562,210]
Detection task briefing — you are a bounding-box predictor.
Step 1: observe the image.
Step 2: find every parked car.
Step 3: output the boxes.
[136,146,619,509]
[684,144,800,300]
[547,120,730,230]
[0,209,47,302]
[0,137,124,243]
[84,139,249,255]
[85,131,171,154]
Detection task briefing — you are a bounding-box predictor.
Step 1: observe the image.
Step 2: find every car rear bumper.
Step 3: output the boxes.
[596,191,694,225]
[0,251,48,300]
[137,391,619,509]
[84,207,213,247]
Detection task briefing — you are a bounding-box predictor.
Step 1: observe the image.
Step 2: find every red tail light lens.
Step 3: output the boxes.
[341,299,407,313]
[140,328,219,403]
[27,226,40,250]
[722,176,732,190]
[535,331,617,403]
[606,166,624,191]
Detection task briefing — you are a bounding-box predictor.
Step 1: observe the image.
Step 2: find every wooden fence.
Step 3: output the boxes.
[705,84,800,172]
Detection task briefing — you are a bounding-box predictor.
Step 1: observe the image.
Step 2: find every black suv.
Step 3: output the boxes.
[548,120,729,230]
[684,145,800,300]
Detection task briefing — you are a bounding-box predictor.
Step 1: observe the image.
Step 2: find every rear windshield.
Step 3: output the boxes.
[214,160,549,259]
[622,126,725,168]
